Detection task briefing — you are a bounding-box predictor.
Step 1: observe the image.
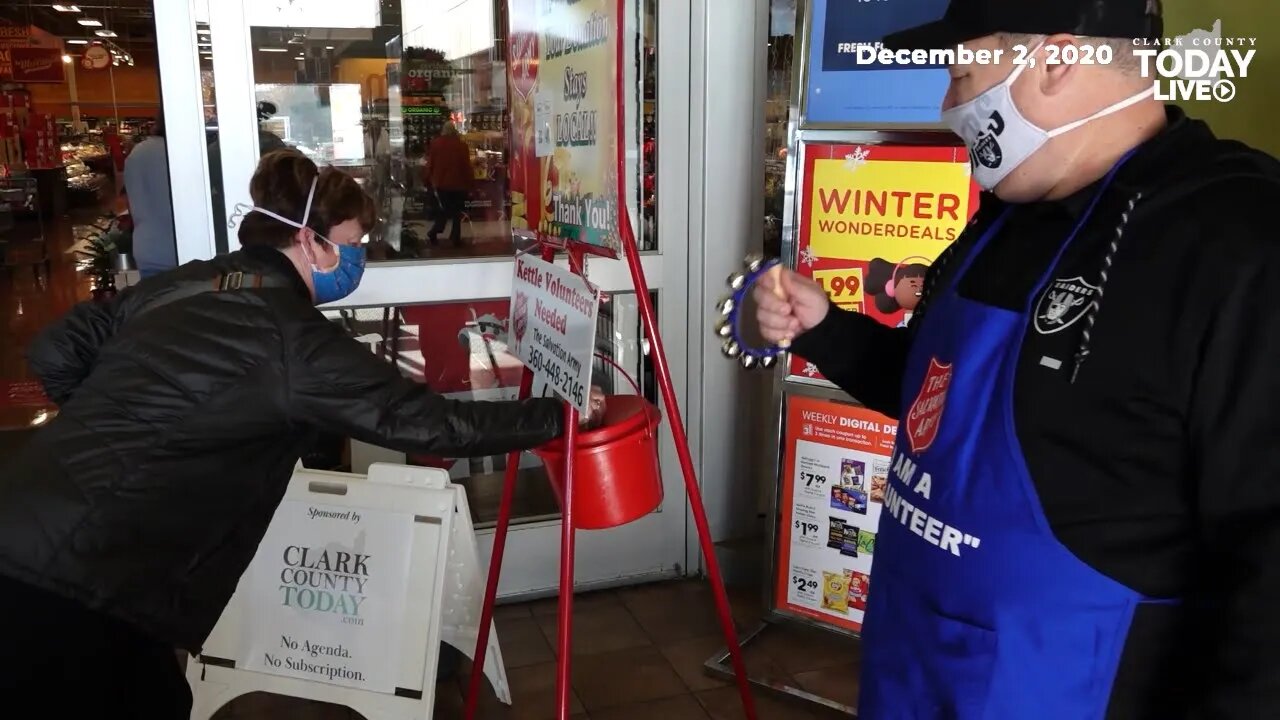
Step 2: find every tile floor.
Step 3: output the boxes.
[210,580,859,719]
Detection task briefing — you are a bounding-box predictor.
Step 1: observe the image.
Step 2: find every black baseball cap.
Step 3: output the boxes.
[882,0,1163,51]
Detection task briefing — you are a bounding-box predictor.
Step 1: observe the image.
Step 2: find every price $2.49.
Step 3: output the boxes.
[793,575,819,592]
[526,346,586,408]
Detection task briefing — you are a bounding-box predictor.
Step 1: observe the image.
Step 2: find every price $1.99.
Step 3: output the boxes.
[793,520,820,537]
[526,346,586,408]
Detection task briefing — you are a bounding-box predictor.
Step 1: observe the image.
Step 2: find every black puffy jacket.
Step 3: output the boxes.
[0,245,564,651]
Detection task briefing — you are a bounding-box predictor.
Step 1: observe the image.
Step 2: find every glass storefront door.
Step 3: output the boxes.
[161,0,685,598]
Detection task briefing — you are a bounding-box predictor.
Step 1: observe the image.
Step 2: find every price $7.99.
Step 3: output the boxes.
[526,345,586,408]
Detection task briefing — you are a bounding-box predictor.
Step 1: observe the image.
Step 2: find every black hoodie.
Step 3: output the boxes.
[793,106,1280,719]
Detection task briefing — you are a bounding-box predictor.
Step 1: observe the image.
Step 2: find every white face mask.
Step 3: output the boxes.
[942,42,1155,191]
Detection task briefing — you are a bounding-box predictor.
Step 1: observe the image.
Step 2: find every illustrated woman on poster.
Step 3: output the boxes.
[867,257,930,328]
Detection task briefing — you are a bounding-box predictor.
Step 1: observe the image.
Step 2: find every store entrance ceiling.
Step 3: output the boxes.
[0,1,158,51]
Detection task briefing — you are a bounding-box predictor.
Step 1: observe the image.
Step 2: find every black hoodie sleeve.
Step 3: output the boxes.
[789,308,912,418]
[1185,183,1280,718]
[786,241,965,419]
[26,299,121,405]
[281,308,566,458]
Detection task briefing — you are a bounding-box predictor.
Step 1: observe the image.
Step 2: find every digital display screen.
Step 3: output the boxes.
[804,0,951,125]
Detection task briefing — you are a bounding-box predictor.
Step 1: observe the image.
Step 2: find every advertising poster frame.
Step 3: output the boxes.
[796,0,951,130]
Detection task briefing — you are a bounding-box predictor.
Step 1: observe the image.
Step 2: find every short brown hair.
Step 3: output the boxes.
[237,149,378,249]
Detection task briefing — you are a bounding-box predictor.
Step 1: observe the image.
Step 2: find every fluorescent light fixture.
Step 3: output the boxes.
[62,54,73,64]
[259,47,287,52]
[95,29,117,38]
[53,4,81,11]
[77,18,102,26]
[66,39,89,45]
[326,45,335,50]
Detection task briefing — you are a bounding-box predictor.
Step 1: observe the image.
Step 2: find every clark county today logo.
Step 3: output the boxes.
[1134,20,1256,103]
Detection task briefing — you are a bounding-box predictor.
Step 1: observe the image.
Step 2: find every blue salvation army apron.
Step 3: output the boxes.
[857,153,1166,720]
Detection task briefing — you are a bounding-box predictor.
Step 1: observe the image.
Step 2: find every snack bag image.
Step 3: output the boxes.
[870,474,888,504]
[849,571,871,612]
[840,524,860,558]
[841,458,865,489]
[848,488,869,515]
[822,571,850,614]
[858,528,876,556]
[828,517,846,550]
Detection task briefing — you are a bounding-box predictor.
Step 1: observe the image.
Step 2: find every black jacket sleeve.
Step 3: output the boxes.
[1186,189,1280,717]
[788,223,975,419]
[789,307,912,419]
[281,310,565,458]
[26,298,121,405]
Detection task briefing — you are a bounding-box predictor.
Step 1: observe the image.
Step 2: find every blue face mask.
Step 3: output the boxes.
[231,176,367,304]
[311,241,366,304]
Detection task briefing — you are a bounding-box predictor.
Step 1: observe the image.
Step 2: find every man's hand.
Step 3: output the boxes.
[753,268,830,345]
[580,386,607,429]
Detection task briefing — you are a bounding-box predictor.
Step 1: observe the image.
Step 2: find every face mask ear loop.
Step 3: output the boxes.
[1047,86,1157,138]
[301,176,318,230]
[1003,39,1043,88]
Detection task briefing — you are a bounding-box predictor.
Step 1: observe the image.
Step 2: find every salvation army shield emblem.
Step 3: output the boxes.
[513,292,529,345]
[1034,277,1098,335]
[905,358,952,454]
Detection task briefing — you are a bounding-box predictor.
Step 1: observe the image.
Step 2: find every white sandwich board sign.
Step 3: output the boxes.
[188,463,510,719]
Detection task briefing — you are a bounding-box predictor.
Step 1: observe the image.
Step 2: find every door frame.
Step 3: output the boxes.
[157,0,694,599]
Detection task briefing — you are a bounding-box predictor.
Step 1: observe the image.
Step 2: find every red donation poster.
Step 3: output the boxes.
[788,143,980,382]
[506,0,623,257]
[775,395,896,633]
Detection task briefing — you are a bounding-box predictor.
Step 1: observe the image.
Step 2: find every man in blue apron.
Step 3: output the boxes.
[756,1,1280,717]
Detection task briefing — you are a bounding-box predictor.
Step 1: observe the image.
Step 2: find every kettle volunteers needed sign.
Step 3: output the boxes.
[509,253,601,414]
[240,501,414,693]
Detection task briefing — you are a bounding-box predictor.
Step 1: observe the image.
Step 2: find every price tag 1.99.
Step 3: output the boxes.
[812,268,864,313]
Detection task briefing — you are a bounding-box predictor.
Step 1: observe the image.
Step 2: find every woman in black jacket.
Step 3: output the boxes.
[0,149,600,715]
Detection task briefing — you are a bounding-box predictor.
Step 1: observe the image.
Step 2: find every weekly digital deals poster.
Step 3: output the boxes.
[805,0,951,124]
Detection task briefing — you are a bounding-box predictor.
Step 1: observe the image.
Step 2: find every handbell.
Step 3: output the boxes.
[717,296,736,316]
[760,355,777,369]
[745,254,764,273]
[715,320,733,338]
[728,272,747,291]
[740,353,758,370]
[721,339,742,359]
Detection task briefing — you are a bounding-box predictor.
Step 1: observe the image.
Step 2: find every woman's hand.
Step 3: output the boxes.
[580,386,607,429]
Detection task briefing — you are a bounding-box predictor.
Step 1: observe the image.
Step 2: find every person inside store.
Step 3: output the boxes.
[0,149,605,716]
[755,1,1280,717]
[122,115,179,278]
[208,101,290,248]
[425,121,475,247]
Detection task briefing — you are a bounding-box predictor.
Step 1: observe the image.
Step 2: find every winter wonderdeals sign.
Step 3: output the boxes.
[789,142,979,382]
[240,501,414,693]
[805,0,951,124]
